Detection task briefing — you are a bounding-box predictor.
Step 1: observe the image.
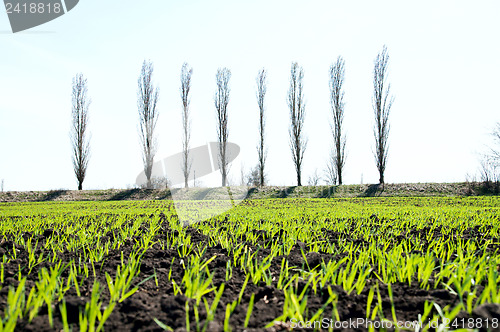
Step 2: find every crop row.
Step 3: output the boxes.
[0,196,499,331]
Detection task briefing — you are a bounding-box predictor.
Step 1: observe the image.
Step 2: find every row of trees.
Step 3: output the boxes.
[70,46,395,190]
[269,45,393,187]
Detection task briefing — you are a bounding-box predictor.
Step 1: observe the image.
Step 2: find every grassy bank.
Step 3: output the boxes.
[1,181,498,203]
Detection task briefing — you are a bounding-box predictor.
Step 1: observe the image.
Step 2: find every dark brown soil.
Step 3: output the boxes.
[1,218,498,332]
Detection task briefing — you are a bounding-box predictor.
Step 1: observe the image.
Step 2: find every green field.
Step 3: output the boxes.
[1,196,500,331]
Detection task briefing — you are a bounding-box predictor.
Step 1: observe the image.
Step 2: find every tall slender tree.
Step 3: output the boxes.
[180,63,193,188]
[214,68,231,187]
[137,60,159,189]
[329,56,346,185]
[256,68,267,187]
[288,62,307,186]
[71,73,91,191]
[373,45,394,184]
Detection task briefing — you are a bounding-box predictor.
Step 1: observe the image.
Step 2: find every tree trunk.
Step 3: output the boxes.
[78,182,82,190]
[260,167,264,187]
[222,171,227,187]
[297,172,302,186]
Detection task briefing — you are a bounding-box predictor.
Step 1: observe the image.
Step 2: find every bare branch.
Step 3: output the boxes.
[307,169,320,186]
[490,122,500,162]
[324,150,337,185]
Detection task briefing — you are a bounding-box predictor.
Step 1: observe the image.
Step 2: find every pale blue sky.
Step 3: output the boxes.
[0,0,499,191]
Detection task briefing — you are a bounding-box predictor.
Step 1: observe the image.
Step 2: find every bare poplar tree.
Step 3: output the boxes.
[71,73,91,191]
[180,63,193,188]
[214,68,231,187]
[373,46,394,184]
[329,56,346,185]
[138,60,159,189]
[288,62,307,186]
[256,68,267,187]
